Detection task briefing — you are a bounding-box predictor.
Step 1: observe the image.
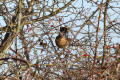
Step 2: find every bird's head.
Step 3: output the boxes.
[60,27,68,34]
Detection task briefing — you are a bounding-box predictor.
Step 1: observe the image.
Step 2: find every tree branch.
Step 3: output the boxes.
[23,0,75,25]
[0,0,23,64]
[102,0,110,67]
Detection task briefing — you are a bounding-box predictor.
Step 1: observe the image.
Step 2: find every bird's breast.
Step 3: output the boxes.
[55,37,67,48]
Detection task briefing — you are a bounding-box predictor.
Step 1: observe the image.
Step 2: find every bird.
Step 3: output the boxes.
[55,27,68,48]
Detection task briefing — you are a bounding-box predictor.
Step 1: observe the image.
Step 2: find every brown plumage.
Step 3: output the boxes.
[55,27,68,48]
